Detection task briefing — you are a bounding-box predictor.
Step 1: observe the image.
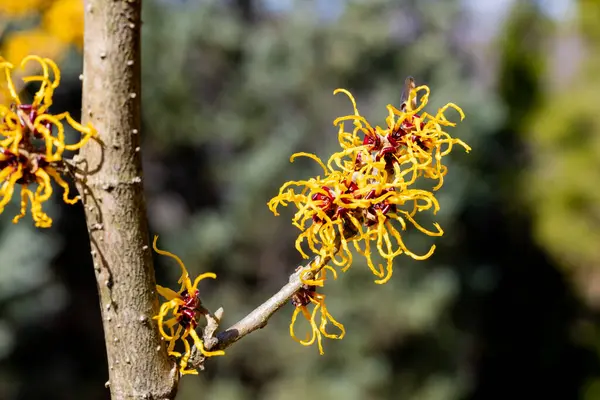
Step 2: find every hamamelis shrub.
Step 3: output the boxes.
[153,236,225,375]
[269,77,471,354]
[0,55,95,227]
[0,56,469,376]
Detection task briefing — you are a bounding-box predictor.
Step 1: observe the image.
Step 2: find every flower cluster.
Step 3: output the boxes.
[153,236,225,375]
[269,77,470,353]
[0,0,83,67]
[0,55,95,227]
[290,265,345,355]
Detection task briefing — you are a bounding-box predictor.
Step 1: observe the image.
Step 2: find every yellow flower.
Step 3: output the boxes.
[153,236,225,375]
[268,158,363,278]
[43,0,84,48]
[331,85,470,190]
[1,29,66,66]
[0,55,96,227]
[0,0,49,17]
[269,80,470,283]
[0,0,85,73]
[290,268,345,355]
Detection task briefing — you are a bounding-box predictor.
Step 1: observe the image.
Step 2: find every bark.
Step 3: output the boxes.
[79,1,178,398]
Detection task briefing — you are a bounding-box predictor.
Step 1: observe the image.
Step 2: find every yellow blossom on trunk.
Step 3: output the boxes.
[0,55,96,227]
[153,236,225,375]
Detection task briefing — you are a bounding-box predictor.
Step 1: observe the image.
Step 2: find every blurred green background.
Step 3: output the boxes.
[1,0,600,399]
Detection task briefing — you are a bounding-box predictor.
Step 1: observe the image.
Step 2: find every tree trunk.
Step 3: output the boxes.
[80,1,178,398]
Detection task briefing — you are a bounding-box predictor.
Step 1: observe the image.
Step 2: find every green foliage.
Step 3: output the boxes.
[524,0,600,272]
[522,3,600,396]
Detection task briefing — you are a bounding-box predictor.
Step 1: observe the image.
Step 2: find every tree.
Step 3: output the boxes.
[0,0,475,399]
[5,1,596,400]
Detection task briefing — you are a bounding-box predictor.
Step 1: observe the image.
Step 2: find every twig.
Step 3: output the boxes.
[189,237,341,370]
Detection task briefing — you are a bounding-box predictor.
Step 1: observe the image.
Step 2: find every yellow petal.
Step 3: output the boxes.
[156,285,180,301]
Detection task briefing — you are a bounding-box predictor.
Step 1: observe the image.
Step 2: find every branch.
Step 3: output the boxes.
[190,238,341,370]
[79,1,177,399]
